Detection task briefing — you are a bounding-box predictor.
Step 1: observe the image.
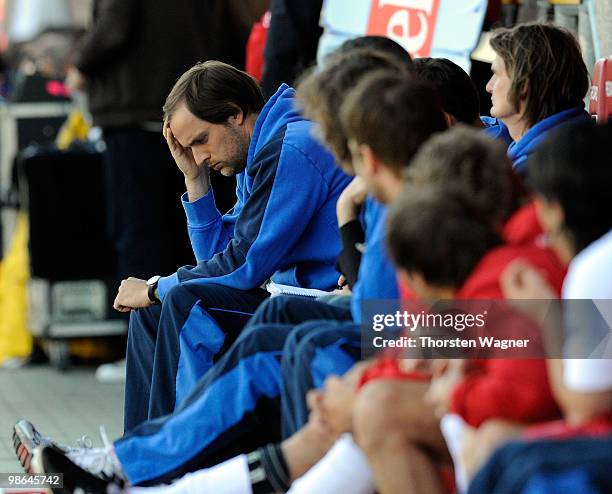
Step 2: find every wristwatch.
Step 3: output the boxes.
[146,275,161,305]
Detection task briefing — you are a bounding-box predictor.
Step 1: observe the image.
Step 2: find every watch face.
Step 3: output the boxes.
[147,275,161,286]
[147,275,161,304]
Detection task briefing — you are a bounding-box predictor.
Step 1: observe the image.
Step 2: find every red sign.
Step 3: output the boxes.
[367,0,441,58]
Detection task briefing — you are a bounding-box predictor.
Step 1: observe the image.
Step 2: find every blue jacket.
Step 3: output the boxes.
[508,105,592,173]
[351,197,399,323]
[158,84,351,299]
[480,116,513,148]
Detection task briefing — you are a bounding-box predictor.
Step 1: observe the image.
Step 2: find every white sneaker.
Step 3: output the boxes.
[31,444,125,493]
[67,426,125,481]
[13,419,92,473]
[96,359,126,383]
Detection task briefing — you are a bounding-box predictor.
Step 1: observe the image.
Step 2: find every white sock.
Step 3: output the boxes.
[440,414,469,494]
[128,454,252,494]
[288,434,376,494]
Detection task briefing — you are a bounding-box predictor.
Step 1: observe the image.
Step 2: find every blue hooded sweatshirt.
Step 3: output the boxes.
[481,116,513,147]
[508,105,592,174]
[157,84,351,298]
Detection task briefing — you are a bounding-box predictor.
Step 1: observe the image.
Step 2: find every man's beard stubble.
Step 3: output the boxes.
[220,124,249,176]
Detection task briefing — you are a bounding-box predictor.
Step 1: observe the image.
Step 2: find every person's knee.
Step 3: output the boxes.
[353,381,412,452]
[252,296,284,321]
[282,322,317,358]
[128,308,142,331]
[254,295,298,323]
[128,304,160,338]
[474,419,522,451]
[160,284,202,320]
[163,283,194,304]
[289,331,322,377]
[234,323,288,355]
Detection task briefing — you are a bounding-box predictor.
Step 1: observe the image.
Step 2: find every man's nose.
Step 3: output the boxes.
[192,148,211,166]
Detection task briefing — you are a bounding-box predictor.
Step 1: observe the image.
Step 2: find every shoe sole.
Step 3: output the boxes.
[31,445,111,494]
[13,422,38,473]
[30,447,63,494]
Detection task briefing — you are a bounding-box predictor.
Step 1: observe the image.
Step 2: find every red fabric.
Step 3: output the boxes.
[455,243,565,299]
[399,278,417,300]
[501,202,543,247]
[361,244,566,427]
[449,358,559,427]
[523,413,612,441]
[245,12,270,82]
[448,244,564,427]
[359,358,431,388]
[399,202,560,299]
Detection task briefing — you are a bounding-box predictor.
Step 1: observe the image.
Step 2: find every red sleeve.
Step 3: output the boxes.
[450,359,559,427]
[502,202,543,247]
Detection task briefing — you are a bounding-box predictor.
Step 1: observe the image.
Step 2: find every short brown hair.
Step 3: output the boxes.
[406,125,520,225]
[490,23,589,127]
[163,61,265,123]
[340,71,447,173]
[387,186,502,288]
[296,49,410,168]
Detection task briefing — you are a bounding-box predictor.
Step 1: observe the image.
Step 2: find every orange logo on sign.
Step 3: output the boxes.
[367,0,441,58]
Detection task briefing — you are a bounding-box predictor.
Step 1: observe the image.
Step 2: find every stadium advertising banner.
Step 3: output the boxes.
[318,0,487,71]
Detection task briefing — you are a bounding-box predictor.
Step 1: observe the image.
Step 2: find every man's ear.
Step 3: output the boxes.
[229,108,246,126]
[397,269,412,293]
[359,143,380,176]
[443,111,456,128]
[397,269,428,298]
[534,195,565,234]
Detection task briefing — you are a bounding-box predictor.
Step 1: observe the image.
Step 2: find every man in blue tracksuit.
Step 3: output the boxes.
[97,72,447,488]
[112,61,350,430]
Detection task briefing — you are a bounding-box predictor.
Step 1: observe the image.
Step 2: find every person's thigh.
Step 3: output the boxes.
[356,379,449,459]
[147,283,269,419]
[281,322,361,437]
[246,295,352,328]
[184,283,271,356]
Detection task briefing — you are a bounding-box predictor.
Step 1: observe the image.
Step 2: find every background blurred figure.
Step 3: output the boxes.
[65,0,255,283]
[261,0,323,97]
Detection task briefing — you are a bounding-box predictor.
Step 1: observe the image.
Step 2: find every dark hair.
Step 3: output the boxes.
[163,61,265,123]
[528,122,612,254]
[340,71,447,173]
[387,186,502,287]
[406,125,518,225]
[333,36,412,68]
[296,49,409,168]
[489,23,589,127]
[413,57,480,124]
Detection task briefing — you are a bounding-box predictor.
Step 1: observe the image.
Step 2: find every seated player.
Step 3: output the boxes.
[286,127,564,494]
[469,122,612,493]
[111,61,352,430]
